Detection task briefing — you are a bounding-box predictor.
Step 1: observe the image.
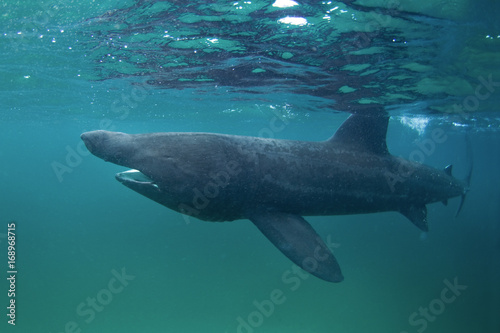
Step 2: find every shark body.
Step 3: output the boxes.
[81,114,468,282]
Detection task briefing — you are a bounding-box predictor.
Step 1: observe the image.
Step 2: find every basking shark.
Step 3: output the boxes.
[81,113,469,282]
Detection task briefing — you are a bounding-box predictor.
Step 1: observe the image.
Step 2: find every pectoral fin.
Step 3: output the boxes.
[249,211,343,283]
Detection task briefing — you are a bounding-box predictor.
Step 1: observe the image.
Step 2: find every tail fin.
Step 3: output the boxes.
[455,134,473,217]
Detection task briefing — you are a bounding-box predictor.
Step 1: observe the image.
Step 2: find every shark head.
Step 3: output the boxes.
[81,130,199,207]
[81,130,244,220]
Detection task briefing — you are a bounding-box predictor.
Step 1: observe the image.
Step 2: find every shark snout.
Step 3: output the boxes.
[80,131,98,153]
[81,130,138,168]
[81,130,121,161]
[82,130,124,152]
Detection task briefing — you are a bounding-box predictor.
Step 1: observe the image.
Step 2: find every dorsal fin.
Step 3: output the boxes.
[444,164,452,176]
[328,113,389,155]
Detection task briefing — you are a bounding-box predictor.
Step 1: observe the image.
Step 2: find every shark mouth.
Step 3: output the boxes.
[115,169,159,189]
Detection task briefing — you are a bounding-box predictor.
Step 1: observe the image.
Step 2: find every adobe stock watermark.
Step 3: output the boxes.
[177,159,242,225]
[51,82,151,183]
[9,0,69,53]
[235,235,340,333]
[339,0,402,65]
[256,104,296,139]
[450,74,500,118]
[384,73,499,192]
[400,277,467,333]
[384,127,448,192]
[178,104,297,225]
[50,267,135,333]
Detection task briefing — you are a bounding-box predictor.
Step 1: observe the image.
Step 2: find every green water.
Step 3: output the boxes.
[1,1,499,332]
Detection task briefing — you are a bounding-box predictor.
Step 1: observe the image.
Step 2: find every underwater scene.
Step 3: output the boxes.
[1,0,499,332]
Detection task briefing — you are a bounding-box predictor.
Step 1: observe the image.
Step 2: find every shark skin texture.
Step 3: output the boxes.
[81,114,469,282]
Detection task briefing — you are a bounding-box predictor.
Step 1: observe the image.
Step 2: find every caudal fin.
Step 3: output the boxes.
[456,134,473,217]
